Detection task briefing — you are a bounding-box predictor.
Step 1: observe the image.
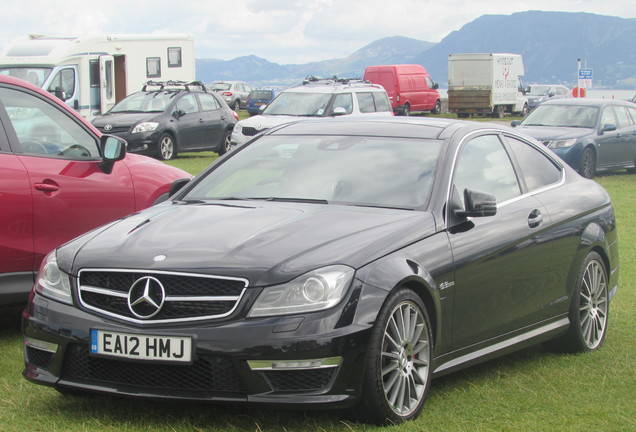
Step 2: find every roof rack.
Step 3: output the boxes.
[142,80,207,92]
[301,75,369,85]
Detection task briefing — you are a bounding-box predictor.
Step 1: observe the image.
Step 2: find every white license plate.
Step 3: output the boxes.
[90,329,193,363]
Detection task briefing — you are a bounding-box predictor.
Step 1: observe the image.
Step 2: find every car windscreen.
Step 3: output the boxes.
[521,104,599,128]
[263,92,333,116]
[250,90,274,100]
[210,83,231,91]
[109,91,177,113]
[0,67,52,87]
[183,135,441,209]
[527,85,551,96]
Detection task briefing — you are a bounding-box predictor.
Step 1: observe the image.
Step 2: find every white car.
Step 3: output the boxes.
[231,77,393,147]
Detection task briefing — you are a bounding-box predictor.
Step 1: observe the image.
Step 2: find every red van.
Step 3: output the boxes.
[363,64,441,116]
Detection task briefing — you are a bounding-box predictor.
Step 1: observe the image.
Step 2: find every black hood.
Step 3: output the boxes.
[92,112,162,128]
[57,201,437,286]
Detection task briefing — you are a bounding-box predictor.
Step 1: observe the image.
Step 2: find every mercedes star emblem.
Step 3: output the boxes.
[127,276,166,319]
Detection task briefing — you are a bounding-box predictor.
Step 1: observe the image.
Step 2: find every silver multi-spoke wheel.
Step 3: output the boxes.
[579,258,608,350]
[381,300,430,417]
[157,134,176,160]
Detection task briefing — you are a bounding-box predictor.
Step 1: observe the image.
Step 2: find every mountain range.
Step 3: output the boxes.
[195,11,636,89]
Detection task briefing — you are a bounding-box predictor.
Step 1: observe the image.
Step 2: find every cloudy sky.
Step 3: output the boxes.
[1,0,635,64]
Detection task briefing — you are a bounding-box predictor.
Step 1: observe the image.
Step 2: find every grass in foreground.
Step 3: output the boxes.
[1,173,634,432]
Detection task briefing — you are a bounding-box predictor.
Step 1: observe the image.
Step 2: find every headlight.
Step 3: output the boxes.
[35,251,72,304]
[132,122,159,134]
[249,265,355,317]
[545,138,577,149]
[233,123,242,133]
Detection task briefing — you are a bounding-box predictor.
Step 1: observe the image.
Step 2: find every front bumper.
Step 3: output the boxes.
[22,285,377,407]
[101,129,161,156]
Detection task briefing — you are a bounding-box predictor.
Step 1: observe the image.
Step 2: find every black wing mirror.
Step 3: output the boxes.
[455,189,497,218]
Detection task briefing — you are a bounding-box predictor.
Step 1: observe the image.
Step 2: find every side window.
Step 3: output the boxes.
[612,106,631,129]
[199,93,221,111]
[506,136,562,191]
[600,107,615,128]
[373,92,391,112]
[146,57,161,78]
[332,93,353,114]
[453,135,521,205]
[89,60,99,88]
[626,106,636,124]
[0,87,100,158]
[46,68,75,101]
[356,92,376,113]
[167,47,182,68]
[175,93,199,114]
[426,76,435,89]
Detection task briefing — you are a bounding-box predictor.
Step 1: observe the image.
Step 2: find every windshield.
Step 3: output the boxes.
[109,91,177,113]
[184,135,441,209]
[263,92,333,116]
[521,104,599,128]
[250,90,274,100]
[0,67,52,87]
[527,85,551,96]
[210,83,231,91]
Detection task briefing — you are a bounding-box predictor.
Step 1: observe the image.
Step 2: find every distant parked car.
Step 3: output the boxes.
[526,84,571,110]
[0,74,190,306]
[364,64,441,115]
[92,81,239,160]
[231,77,393,147]
[208,81,253,110]
[245,87,285,116]
[512,98,636,178]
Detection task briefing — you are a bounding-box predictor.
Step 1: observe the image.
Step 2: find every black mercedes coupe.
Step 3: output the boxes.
[22,117,619,425]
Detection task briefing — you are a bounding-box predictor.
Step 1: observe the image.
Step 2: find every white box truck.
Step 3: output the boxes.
[448,53,529,118]
[0,34,195,119]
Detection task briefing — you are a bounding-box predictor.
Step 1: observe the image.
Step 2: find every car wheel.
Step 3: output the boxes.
[217,130,232,156]
[157,133,177,161]
[232,99,241,110]
[356,288,432,425]
[580,147,596,179]
[403,104,411,116]
[493,105,505,118]
[431,100,441,115]
[521,103,529,117]
[545,251,609,353]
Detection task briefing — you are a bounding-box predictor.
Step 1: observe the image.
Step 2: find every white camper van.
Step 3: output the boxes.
[448,53,529,118]
[0,34,195,119]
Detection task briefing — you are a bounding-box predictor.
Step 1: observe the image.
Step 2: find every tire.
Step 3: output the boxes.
[232,99,241,110]
[356,288,433,425]
[520,103,529,117]
[580,147,596,179]
[545,251,609,353]
[217,130,232,156]
[403,104,411,116]
[431,100,441,115]
[156,133,177,161]
[492,105,505,118]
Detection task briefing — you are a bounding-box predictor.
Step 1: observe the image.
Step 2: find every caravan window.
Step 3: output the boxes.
[168,47,182,68]
[89,60,99,87]
[146,57,161,78]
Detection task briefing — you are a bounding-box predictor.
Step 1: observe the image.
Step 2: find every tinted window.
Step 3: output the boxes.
[0,87,100,158]
[199,93,220,111]
[613,106,631,129]
[332,93,353,114]
[522,104,598,128]
[373,92,391,112]
[454,135,520,205]
[175,94,199,114]
[506,136,562,191]
[185,135,442,209]
[600,107,615,128]
[356,92,376,113]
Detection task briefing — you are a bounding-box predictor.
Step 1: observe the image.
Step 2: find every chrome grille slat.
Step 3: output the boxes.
[77,269,248,324]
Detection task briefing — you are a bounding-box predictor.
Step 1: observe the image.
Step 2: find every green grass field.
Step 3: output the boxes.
[1,150,634,431]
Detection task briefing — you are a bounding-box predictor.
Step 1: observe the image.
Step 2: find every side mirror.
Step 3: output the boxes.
[173,109,186,118]
[331,107,347,116]
[259,104,267,113]
[511,120,521,127]
[432,82,439,90]
[455,189,497,218]
[169,178,191,197]
[99,134,127,174]
[601,123,617,134]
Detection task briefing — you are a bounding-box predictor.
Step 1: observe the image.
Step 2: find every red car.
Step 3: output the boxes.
[0,75,191,305]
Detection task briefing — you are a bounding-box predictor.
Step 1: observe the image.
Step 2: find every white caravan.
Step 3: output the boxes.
[0,34,195,119]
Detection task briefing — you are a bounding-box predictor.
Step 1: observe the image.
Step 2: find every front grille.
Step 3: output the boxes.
[242,126,266,136]
[61,343,245,395]
[95,126,129,135]
[78,269,247,324]
[26,346,54,369]
[264,368,336,392]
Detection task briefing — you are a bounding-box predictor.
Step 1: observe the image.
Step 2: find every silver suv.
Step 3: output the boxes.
[208,81,253,110]
[231,77,393,147]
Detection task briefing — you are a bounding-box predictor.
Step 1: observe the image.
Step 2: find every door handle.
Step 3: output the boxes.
[528,209,543,228]
[34,182,60,193]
